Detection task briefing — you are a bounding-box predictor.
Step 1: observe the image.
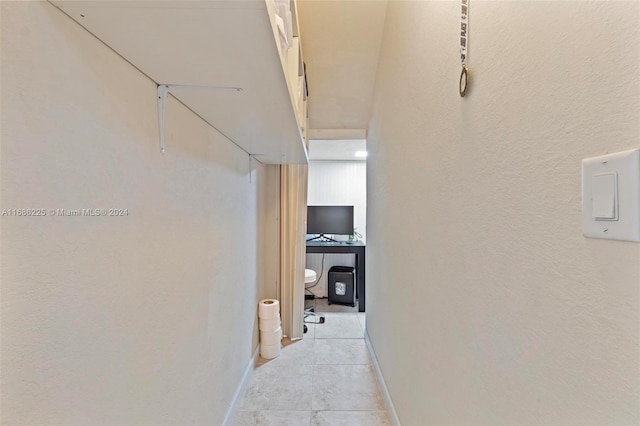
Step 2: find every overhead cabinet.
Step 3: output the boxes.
[51,0,309,164]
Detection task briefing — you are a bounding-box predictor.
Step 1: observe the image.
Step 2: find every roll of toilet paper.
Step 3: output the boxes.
[258,299,280,319]
[259,315,281,332]
[260,342,281,360]
[260,326,283,346]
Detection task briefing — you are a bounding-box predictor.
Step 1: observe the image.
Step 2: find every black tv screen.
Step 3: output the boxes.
[307,206,354,235]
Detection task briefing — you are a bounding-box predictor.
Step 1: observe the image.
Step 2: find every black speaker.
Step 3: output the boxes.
[328,266,356,307]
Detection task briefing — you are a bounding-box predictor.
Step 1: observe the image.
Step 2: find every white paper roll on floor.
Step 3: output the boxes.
[260,342,281,360]
[260,326,282,346]
[258,299,280,319]
[259,315,281,332]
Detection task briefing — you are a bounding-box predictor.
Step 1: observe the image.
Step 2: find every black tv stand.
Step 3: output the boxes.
[306,234,337,242]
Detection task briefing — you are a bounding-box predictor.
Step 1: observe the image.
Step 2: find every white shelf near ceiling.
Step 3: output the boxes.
[51,0,309,164]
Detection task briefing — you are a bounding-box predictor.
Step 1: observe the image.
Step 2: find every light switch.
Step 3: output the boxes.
[591,172,617,220]
[582,149,640,242]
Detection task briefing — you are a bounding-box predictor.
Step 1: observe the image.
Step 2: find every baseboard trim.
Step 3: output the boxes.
[364,331,401,426]
[222,345,259,426]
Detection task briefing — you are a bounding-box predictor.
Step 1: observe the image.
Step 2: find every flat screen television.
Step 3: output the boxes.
[307,205,354,238]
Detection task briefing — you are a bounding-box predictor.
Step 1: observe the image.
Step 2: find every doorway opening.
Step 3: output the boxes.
[304,139,367,338]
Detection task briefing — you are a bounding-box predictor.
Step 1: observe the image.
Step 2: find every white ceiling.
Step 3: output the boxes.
[308,139,367,161]
[297,0,388,132]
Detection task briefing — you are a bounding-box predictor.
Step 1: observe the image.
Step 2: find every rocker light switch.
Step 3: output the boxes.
[591,172,617,220]
[582,149,640,242]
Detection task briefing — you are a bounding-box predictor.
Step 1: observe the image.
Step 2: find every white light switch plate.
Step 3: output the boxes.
[582,149,640,242]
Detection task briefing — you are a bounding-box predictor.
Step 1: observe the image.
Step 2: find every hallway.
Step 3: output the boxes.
[233,303,391,426]
[2,1,639,424]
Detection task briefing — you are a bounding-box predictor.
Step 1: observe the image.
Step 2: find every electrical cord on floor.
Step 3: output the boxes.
[304,253,326,325]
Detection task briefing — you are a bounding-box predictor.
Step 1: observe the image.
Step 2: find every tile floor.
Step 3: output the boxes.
[233,299,391,426]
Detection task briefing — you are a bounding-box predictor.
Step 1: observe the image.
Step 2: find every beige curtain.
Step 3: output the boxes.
[278,164,308,340]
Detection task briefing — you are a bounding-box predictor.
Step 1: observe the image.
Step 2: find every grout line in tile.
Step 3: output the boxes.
[313,363,371,366]
[311,340,315,424]
[310,409,390,412]
[237,409,314,412]
[314,337,364,339]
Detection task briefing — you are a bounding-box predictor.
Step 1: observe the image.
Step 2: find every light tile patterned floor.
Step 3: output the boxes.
[233,300,390,426]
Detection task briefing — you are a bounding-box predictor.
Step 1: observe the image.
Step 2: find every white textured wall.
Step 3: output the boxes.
[367,1,640,424]
[0,2,275,424]
[306,161,366,297]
